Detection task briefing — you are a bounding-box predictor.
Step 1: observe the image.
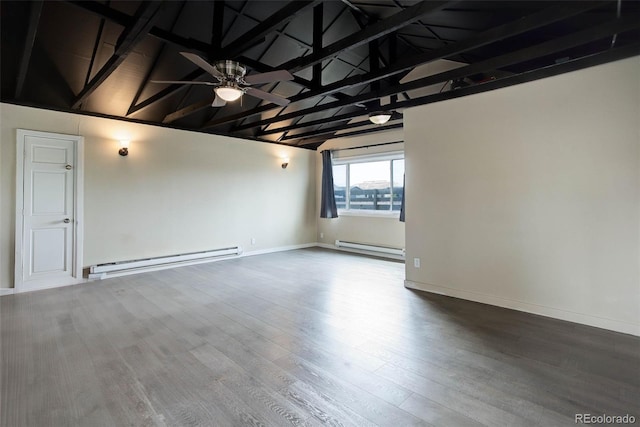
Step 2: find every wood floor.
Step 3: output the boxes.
[2,248,639,426]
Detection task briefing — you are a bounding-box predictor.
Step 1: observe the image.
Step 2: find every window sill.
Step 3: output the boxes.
[337,210,401,219]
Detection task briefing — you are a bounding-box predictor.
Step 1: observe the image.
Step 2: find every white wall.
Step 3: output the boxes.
[317,130,405,250]
[404,56,640,335]
[0,104,317,288]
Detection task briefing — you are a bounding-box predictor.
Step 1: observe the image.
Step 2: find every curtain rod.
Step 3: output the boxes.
[320,140,403,153]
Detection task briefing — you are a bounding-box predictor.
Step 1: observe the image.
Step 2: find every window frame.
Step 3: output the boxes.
[332,151,404,218]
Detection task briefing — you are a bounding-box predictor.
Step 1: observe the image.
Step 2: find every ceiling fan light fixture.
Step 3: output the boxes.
[369,111,392,125]
[215,84,244,102]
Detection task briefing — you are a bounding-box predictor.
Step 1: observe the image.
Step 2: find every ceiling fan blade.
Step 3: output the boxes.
[244,69,294,85]
[211,94,227,107]
[180,52,224,80]
[245,87,290,106]
[151,80,217,86]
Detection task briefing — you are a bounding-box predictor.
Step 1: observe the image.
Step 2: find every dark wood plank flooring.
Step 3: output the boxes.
[2,248,639,426]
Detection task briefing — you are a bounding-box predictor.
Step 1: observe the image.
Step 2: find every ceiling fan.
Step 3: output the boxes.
[152,52,294,107]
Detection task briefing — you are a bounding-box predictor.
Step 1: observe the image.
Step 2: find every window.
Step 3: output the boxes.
[333,152,404,215]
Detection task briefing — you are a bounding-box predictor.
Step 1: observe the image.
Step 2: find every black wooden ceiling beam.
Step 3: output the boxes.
[315,122,403,141]
[83,0,108,92]
[230,15,638,132]
[389,32,400,104]
[368,37,381,110]
[71,1,163,109]
[312,3,323,89]
[282,119,374,141]
[211,0,225,52]
[281,1,451,74]
[295,122,404,146]
[15,0,43,99]
[259,111,367,136]
[202,1,604,130]
[163,100,212,124]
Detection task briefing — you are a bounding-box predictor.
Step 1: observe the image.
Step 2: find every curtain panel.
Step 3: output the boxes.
[399,174,405,222]
[320,150,338,219]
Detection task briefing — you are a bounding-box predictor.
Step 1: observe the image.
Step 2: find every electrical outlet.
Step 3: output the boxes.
[413,258,421,268]
[251,237,256,245]
[320,232,324,239]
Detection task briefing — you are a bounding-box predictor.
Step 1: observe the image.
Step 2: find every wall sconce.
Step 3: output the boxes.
[118,140,130,156]
[281,157,289,169]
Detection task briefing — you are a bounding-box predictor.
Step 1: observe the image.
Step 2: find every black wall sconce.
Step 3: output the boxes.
[281,157,289,169]
[119,140,130,156]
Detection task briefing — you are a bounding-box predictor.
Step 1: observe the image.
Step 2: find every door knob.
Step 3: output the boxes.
[65,164,72,170]
[63,218,70,223]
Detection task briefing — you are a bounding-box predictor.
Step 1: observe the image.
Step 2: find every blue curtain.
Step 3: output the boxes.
[399,174,405,222]
[320,150,338,219]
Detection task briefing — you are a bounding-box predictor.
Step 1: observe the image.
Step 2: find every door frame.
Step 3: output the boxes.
[14,129,85,292]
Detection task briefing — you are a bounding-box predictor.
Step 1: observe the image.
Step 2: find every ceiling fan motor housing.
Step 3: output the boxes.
[214,60,247,82]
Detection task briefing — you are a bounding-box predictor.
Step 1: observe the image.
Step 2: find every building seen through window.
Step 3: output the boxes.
[333,155,404,213]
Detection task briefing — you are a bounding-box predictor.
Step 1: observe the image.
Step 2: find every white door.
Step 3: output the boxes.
[15,130,84,292]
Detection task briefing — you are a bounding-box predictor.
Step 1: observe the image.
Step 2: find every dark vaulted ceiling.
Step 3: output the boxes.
[1,1,639,150]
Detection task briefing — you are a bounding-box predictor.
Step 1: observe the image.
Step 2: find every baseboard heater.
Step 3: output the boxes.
[88,246,243,280]
[334,240,405,259]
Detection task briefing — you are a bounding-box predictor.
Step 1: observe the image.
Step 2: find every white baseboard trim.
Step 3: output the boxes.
[404,280,640,337]
[241,243,317,258]
[0,288,15,296]
[316,242,405,261]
